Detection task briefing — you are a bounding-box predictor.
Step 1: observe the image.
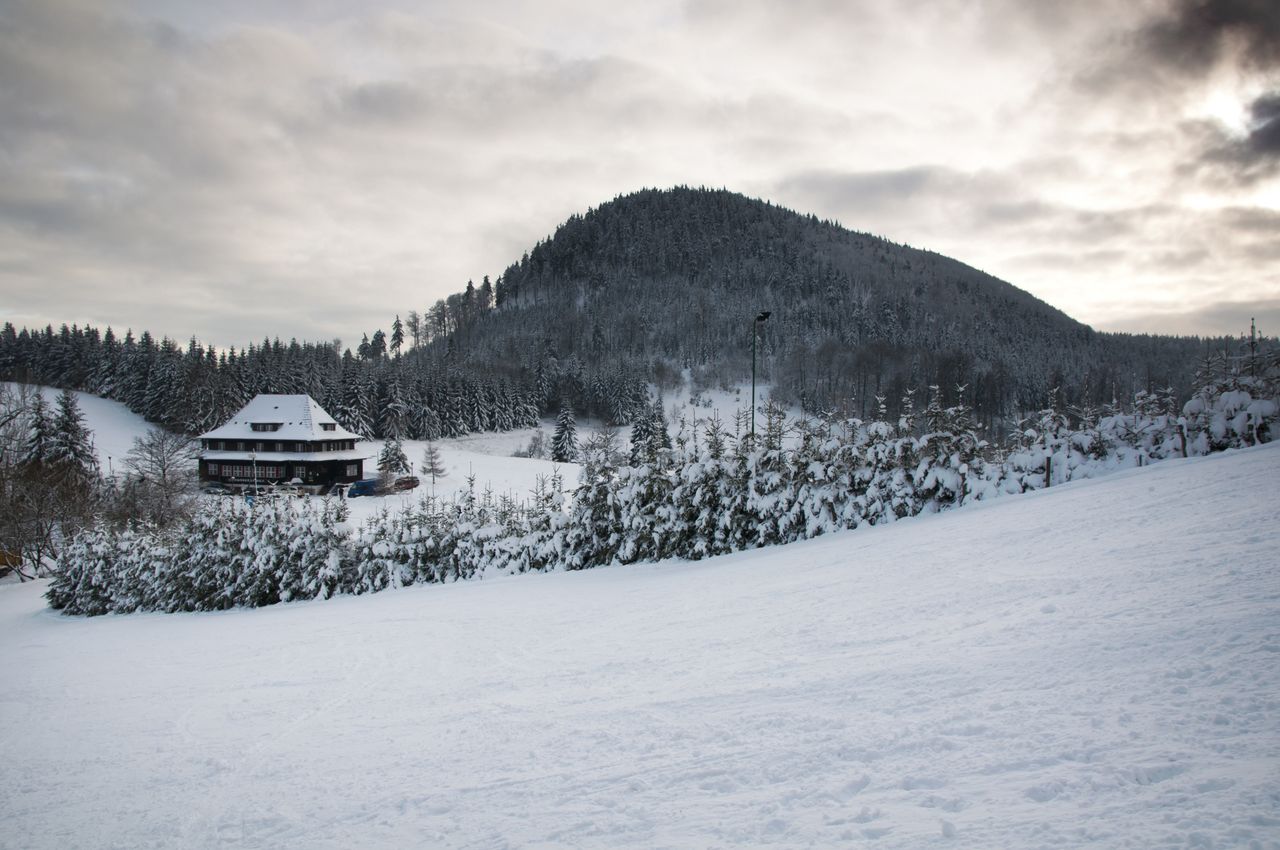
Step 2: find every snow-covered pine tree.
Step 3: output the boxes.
[378,438,410,475]
[551,404,577,462]
[627,403,653,465]
[21,391,54,467]
[48,388,98,482]
[915,385,985,511]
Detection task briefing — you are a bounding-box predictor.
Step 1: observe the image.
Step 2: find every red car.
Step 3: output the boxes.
[393,476,420,492]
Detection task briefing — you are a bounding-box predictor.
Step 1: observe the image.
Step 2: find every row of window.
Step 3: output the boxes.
[207,463,360,480]
[202,440,357,453]
[211,464,284,479]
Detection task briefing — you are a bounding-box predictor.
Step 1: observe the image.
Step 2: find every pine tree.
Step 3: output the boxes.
[420,442,446,487]
[378,438,410,475]
[628,403,653,465]
[48,389,98,481]
[551,405,577,462]
[22,392,55,467]
[390,315,404,357]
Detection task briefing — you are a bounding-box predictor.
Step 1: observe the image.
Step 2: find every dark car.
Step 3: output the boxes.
[346,478,381,498]
[393,476,420,492]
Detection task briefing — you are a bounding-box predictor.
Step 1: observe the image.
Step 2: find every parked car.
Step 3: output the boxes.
[346,478,381,498]
[393,475,420,492]
[201,482,233,496]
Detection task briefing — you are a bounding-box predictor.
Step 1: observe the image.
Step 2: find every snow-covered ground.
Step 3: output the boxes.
[3,381,785,527]
[2,443,1278,848]
[1,382,582,521]
[344,433,579,525]
[4,382,155,476]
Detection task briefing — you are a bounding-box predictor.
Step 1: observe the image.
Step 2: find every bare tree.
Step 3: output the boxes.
[109,428,199,527]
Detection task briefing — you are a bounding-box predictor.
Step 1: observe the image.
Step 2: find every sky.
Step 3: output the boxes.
[1,0,1278,349]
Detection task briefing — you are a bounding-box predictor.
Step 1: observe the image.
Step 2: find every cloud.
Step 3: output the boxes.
[1096,297,1280,337]
[1140,0,1280,74]
[0,0,1276,345]
[1244,91,1280,155]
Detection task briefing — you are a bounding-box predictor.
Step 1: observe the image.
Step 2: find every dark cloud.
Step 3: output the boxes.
[1074,0,1279,110]
[1192,90,1280,181]
[1246,91,1280,154]
[1141,0,1280,73]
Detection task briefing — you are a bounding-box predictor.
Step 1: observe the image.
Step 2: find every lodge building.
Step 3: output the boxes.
[197,394,369,493]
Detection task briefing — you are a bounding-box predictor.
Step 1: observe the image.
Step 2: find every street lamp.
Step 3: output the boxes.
[751,311,771,440]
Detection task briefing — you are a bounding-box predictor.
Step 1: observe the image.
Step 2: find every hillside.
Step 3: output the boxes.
[2,189,1226,441]
[2,443,1276,848]
[445,187,1214,420]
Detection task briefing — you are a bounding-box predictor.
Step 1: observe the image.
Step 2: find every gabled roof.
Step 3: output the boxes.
[199,394,362,442]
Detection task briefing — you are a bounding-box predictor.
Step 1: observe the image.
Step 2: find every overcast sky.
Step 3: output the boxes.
[1,0,1278,349]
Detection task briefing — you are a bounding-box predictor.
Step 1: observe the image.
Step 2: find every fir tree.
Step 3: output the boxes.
[378,438,410,475]
[390,315,404,357]
[48,389,98,481]
[22,392,55,467]
[551,405,578,462]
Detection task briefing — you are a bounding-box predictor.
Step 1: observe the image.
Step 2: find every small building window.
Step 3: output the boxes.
[346,464,358,477]
[321,423,336,431]
[208,463,220,475]
[237,441,245,451]
[250,423,282,432]
[276,442,283,452]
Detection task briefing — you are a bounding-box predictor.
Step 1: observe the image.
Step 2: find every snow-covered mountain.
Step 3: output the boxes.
[3,441,1276,848]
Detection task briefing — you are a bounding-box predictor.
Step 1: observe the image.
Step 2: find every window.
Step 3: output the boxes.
[236,441,245,451]
[297,443,306,452]
[321,423,336,431]
[275,442,283,452]
[346,464,358,477]
[208,463,220,476]
[250,423,282,432]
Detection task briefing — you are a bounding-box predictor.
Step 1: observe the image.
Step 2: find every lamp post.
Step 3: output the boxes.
[751,311,771,440]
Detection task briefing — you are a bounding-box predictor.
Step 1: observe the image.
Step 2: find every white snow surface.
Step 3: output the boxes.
[5,382,154,474]
[4,445,1280,848]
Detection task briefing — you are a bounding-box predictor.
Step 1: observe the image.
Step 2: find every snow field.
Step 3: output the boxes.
[4,382,154,476]
[2,443,1278,848]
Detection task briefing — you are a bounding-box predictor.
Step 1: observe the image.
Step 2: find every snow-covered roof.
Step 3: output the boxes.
[200,449,372,462]
[199,394,362,442]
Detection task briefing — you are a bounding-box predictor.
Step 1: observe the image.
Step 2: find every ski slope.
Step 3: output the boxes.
[2,445,1278,849]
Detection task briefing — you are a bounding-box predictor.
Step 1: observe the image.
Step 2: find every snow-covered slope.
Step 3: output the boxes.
[4,382,154,473]
[2,446,1278,849]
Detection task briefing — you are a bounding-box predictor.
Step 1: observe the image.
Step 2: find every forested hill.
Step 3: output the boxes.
[456,186,1210,421]
[1,187,1227,439]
